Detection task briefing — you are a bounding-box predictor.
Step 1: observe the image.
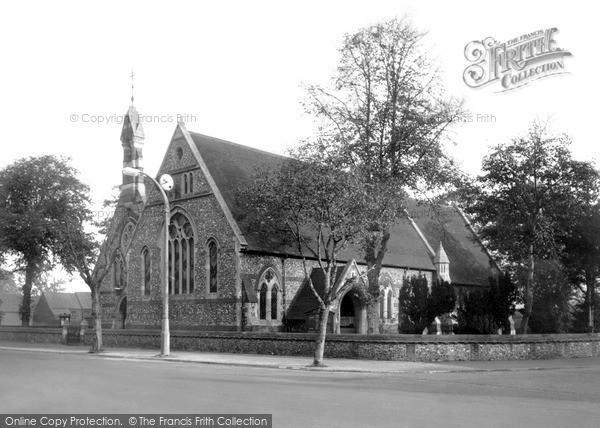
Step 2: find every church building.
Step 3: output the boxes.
[98,103,499,333]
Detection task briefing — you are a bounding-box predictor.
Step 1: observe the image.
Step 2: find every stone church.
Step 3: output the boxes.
[98,103,499,333]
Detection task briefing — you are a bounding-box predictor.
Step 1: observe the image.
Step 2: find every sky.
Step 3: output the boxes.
[0,0,597,291]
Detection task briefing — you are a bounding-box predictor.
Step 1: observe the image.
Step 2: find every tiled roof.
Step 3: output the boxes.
[0,293,22,313]
[189,131,498,285]
[242,279,257,303]
[286,266,347,320]
[406,200,499,286]
[190,132,435,270]
[43,292,92,315]
[75,292,92,309]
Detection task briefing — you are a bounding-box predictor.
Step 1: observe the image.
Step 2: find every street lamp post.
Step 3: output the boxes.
[122,167,172,357]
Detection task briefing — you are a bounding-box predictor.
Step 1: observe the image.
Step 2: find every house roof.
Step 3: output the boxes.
[42,292,92,316]
[0,294,39,313]
[75,292,92,309]
[0,293,22,313]
[188,131,498,285]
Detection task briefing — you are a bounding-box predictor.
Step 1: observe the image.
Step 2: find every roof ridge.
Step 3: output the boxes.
[188,131,288,160]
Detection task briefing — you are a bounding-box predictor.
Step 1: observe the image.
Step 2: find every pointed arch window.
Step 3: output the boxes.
[257,268,281,321]
[207,239,218,293]
[168,212,195,295]
[259,283,268,320]
[142,247,151,296]
[113,252,126,291]
[271,285,279,320]
[380,275,394,320]
[182,172,194,196]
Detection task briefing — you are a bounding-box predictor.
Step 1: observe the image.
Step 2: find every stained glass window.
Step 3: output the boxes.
[257,268,280,321]
[168,212,195,295]
[259,283,267,320]
[271,285,278,320]
[208,240,218,293]
[142,248,151,295]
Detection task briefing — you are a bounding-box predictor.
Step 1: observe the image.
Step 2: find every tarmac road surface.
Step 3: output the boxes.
[1,348,599,428]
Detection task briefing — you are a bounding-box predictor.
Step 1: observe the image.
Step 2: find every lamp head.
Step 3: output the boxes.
[122,167,140,177]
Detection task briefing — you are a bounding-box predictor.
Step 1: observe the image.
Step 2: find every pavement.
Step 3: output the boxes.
[1,340,598,374]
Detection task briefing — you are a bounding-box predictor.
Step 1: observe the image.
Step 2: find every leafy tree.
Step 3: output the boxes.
[399,275,429,333]
[0,156,90,325]
[465,122,597,333]
[560,202,600,332]
[458,273,517,334]
[0,268,19,294]
[31,271,67,296]
[301,18,463,333]
[458,289,496,334]
[526,259,575,334]
[54,210,117,352]
[426,280,456,329]
[489,271,518,331]
[240,160,367,366]
[571,290,600,333]
[399,276,455,333]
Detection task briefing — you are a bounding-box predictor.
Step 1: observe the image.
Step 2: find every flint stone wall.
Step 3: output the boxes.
[2,328,599,361]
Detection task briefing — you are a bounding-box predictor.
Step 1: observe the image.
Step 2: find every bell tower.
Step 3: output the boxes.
[119,70,146,207]
[119,103,146,206]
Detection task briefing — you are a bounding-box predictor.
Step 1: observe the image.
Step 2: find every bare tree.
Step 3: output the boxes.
[301,18,463,332]
[241,160,369,365]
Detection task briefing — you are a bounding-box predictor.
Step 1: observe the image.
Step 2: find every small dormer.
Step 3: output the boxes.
[433,242,451,283]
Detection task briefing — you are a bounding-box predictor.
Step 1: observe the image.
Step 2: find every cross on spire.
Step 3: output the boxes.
[130,69,135,105]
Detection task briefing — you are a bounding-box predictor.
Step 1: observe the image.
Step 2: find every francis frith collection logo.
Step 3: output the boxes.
[463,28,572,92]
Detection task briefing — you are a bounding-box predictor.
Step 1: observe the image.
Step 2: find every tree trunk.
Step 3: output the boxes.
[367,299,380,334]
[313,306,329,366]
[520,243,535,334]
[366,245,386,334]
[20,262,36,326]
[90,284,103,352]
[586,274,595,333]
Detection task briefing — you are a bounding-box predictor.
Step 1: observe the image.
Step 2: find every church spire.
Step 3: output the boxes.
[130,69,135,105]
[119,92,146,207]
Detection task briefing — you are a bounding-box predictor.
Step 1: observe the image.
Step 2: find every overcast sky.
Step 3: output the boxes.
[0,0,596,291]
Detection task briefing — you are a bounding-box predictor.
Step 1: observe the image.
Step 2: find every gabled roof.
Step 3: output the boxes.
[187,131,497,285]
[406,201,499,286]
[286,265,349,320]
[42,292,92,316]
[75,292,92,309]
[0,293,22,313]
[286,260,369,320]
[189,132,435,271]
[242,279,257,304]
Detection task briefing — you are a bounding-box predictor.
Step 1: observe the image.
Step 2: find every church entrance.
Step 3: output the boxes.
[117,297,127,329]
[339,293,356,333]
[336,289,367,334]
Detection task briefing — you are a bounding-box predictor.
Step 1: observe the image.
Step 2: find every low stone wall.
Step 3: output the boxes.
[0,327,64,344]
[1,327,599,361]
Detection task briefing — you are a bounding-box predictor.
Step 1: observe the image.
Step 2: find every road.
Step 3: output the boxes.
[1,349,599,428]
